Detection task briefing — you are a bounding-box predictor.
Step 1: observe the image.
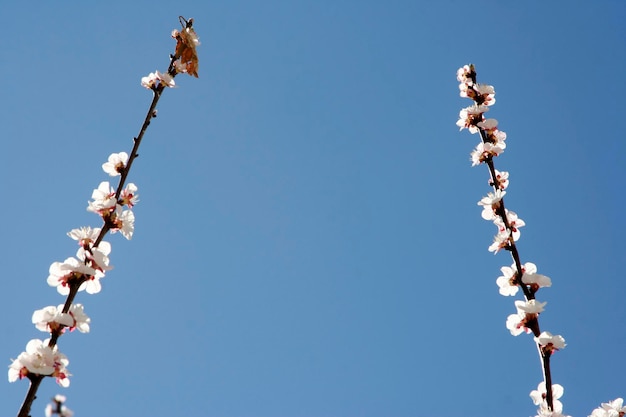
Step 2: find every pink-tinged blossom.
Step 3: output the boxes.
[141,70,175,89]
[8,339,70,387]
[77,241,112,274]
[470,142,504,166]
[457,104,489,133]
[67,303,91,333]
[110,205,135,240]
[32,306,74,333]
[67,226,101,249]
[506,299,545,335]
[478,189,506,221]
[33,304,90,334]
[158,71,175,87]
[496,265,518,296]
[535,331,566,353]
[506,312,529,336]
[87,181,116,216]
[69,242,112,294]
[530,381,565,415]
[478,118,498,130]
[82,271,104,294]
[473,84,496,105]
[459,83,496,106]
[521,262,552,289]
[484,128,507,149]
[456,64,475,85]
[488,230,511,254]
[141,72,157,89]
[102,152,128,176]
[516,299,547,314]
[494,210,525,241]
[45,394,74,417]
[589,398,626,417]
[490,169,509,190]
[47,258,97,295]
[479,119,506,150]
[120,183,139,208]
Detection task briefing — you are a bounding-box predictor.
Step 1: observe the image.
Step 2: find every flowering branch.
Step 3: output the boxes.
[456,64,624,417]
[456,64,565,416]
[10,16,200,417]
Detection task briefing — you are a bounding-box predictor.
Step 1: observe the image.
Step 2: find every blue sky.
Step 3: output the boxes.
[1,1,625,416]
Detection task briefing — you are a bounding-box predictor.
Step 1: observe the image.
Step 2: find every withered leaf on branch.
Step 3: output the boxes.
[172,19,200,78]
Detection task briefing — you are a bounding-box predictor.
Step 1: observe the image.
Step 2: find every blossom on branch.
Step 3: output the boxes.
[32,307,74,333]
[31,304,91,334]
[456,64,476,85]
[530,381,565,414]
[141,70,175,89]
[120,183,139,208]
[589,398,626,417]
[490,169,509,190]
[110,205,135,240]
[488,230,511,254]
[470,142,504,166]
[102,152,128,176]
[484,127,507,149]
[87,181,137,239]
[521,262,552,291]
[535,331,566,353]
[8,339,70,387]
[478,189,506,221]
[506,299,546,336]
[67,226,101,250]
[516,299,547,314]
[506,311,530,336]
[494,209,525,241]
[66,303,90,333]
[477,118,498,131]
[77,240,112,274]
[87,181,116,216]
[47,258,97,295]
[496,265,519,296]
[473,84,496,105]
[457,104,489,133]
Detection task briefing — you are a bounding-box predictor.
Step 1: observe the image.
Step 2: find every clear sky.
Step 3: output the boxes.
[1,1,625,416]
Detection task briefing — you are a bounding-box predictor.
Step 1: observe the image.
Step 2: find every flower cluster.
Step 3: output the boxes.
[589,398,626,417]
[9,340,70,387]
[457,64,569,415]
[87,179,137,240]
[9,149,137,387]
[32,304,90,334]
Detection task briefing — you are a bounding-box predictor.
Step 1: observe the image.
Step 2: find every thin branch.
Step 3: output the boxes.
[15,17,196,417]
[461,68,556,411]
